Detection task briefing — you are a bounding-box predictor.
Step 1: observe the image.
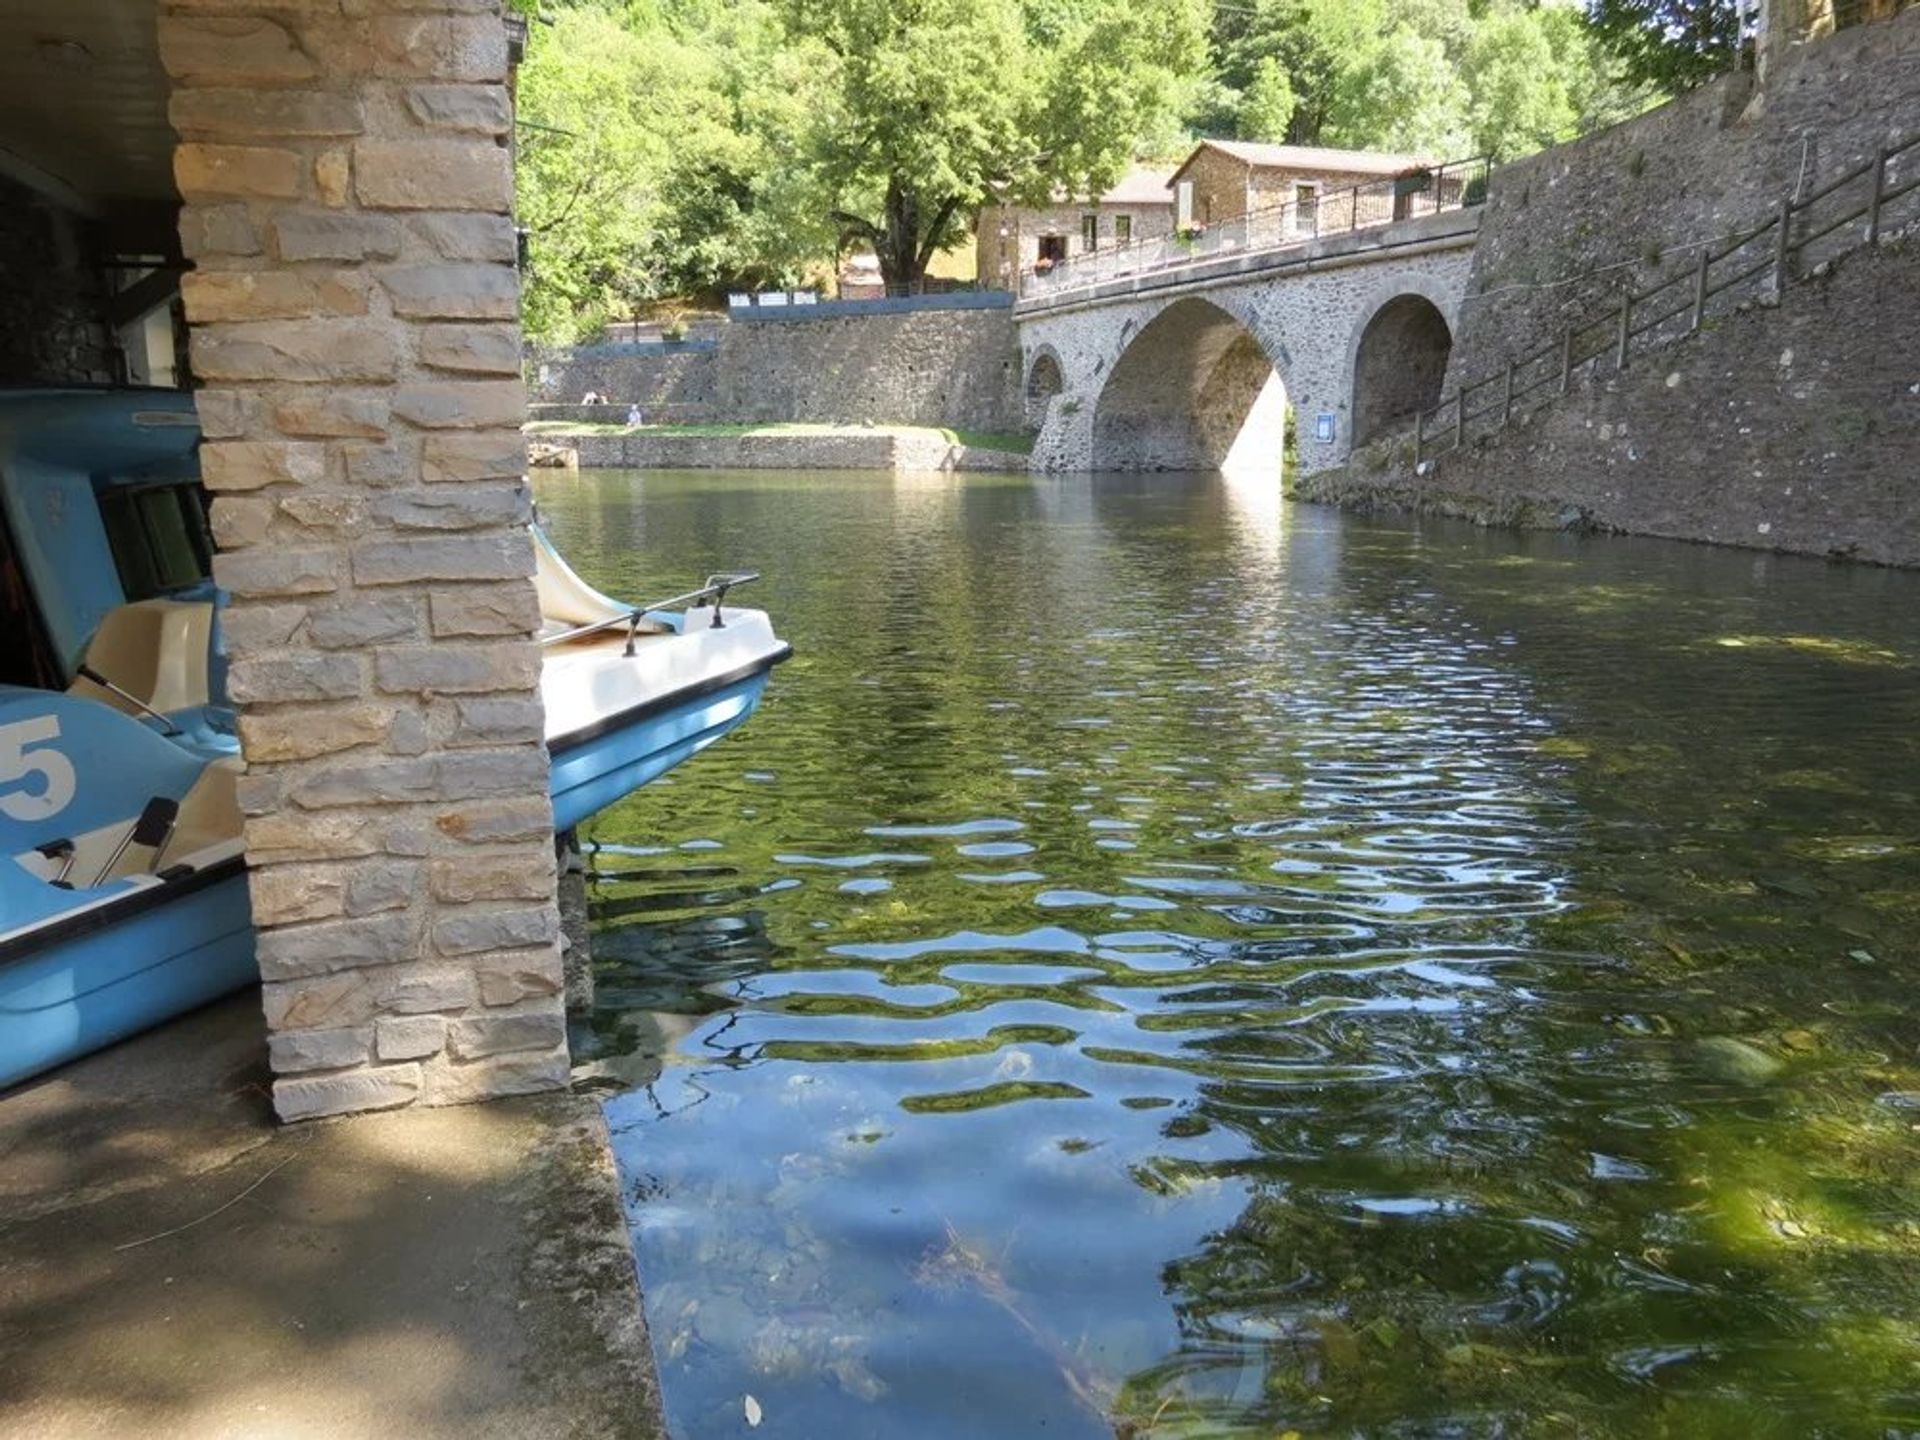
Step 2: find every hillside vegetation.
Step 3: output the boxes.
[515,0,1702,341]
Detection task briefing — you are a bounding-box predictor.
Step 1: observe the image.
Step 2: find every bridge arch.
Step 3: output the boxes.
[1024,346,1065,426]
[1091,297,1289,477]
[1348,283,1455,446]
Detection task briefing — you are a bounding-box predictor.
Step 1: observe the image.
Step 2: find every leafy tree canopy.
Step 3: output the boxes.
[777,0,1208,288]
[1585,0,1745,92]
[514,0,1663,339]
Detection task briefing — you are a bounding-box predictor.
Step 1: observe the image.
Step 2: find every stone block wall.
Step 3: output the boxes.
[524,305,1026,433]
[1176,146,1251,226]
[529,343,718,413]
[710,306,1025,433]
[0,176,114,385]
[1301,237,1920,567]
[974,199,1178,289]
[161,0,566,1120]
[1445,7,1920,394]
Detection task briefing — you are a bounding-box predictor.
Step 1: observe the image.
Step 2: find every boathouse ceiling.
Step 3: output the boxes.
[0,0,177,233]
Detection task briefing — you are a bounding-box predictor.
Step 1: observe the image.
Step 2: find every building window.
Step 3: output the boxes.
[98,482,214,602]
[1115,214,1132,246]
[1295,182,1320,234]
[1176,180,1194,229]
[1037,234,1069,268]
[1081,214,1098,252]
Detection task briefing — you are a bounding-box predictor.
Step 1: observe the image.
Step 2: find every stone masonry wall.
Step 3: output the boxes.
[1246,164,1406,217]
[710,306,1025,433]
[1300,237,1920,567]
[1177,147,1251,225]
[529,343,717,414]
[974,200,1177,288]
[162,0,566,1120]
[0,176,115,385]
[525,306,1025,434]
[1445,8,1920,394]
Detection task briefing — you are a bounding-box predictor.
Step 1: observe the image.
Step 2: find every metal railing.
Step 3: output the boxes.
[837,279,996,299]
[1020,156,1491,300]
[540,572,761,655]
[1410,129,1920,469]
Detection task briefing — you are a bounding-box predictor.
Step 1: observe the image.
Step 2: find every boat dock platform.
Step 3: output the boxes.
[0,996,664,1439]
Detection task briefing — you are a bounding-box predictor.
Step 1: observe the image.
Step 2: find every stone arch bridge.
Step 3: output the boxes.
[1016,207,1480,478]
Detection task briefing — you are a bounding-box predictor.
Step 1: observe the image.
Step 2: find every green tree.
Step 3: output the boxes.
[516,1,837,336]
[1203,0,1642,161]
[1238,56,1298,142]
[515,7,685,340]
[1324,23,1470,154]
[1207,0,1473,151]
[1586,0,1745,91]
[778,0,1207,289]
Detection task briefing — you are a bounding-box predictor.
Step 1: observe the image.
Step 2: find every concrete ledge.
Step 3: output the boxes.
[534,338,719,359]
[0,995,664,1439]
[530,402,716,425]
[542,426,1031,473]
[730,290,1013,321]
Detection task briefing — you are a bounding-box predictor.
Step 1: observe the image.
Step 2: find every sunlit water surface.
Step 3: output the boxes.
[536,469,1920,1439]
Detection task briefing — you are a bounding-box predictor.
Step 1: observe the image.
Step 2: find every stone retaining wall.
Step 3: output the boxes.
[1299,238,1920,567]
[165,0,565,1120]
[530,343,717,411]
[553,428,1028,473]
[529,304,1027,435]
[1445,8,1920,393]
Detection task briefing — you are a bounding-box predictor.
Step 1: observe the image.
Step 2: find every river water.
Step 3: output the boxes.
[535,469,1920,1439]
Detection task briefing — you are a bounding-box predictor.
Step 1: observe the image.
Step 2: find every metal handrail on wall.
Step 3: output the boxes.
[1411,129,1920,468]
[1021,155,1492,299]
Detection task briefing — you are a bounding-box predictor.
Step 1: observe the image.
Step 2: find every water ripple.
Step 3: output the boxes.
[545,472,1920,1440]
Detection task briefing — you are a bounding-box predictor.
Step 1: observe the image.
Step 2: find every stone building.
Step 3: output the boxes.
[0,0,566,1121]
[1167,140,1431,233]
[976,166,1177,289]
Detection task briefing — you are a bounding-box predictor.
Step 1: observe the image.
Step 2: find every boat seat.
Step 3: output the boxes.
[12,759,240,889]
[533,525,632,628]
[166,758,241,864]
[67,598,215,717]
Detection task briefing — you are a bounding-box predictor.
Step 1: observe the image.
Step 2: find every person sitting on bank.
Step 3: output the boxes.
[627,403,644,427]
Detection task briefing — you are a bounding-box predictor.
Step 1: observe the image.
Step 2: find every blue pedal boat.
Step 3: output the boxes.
[0,687,254,1091]
[0,387,788,1088]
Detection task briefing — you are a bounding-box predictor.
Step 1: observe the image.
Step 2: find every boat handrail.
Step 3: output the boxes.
[539,572,763,655]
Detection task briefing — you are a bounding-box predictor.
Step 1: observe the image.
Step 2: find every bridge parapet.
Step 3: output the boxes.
[1020,156,1489,309]
[1015,206,1481,320]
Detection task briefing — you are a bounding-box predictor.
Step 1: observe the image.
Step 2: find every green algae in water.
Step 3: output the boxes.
[547,471,1920,1439]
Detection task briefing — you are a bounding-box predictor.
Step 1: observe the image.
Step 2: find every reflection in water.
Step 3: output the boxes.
[540,470,1920,1440]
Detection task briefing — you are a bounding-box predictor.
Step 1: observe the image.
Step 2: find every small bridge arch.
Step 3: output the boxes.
[1091,298,1288,477]
[1348,279,1456,446]
[1015,206,1479,476]
[1024,346,1065,426]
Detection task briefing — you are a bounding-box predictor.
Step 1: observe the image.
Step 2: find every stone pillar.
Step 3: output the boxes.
[160,0,566,1121]
[1756,0,1836,86]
